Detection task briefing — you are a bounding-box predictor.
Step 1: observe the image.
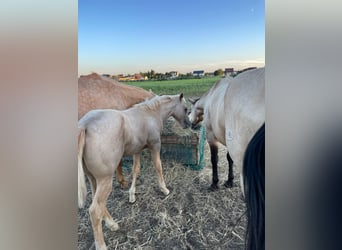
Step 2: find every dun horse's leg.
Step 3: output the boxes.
[89,176,116,250]
[151,147,170,196]
[209,143,219,190]
[116,160,128,189]
[129,154,141,203]
[224,151,234,188]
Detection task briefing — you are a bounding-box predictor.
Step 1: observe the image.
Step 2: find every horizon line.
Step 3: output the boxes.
[78,61,265,77]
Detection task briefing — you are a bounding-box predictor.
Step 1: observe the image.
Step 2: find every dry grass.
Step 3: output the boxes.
[78,144,247,249]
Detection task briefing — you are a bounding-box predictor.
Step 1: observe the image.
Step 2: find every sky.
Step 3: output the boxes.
[78,0,264,76]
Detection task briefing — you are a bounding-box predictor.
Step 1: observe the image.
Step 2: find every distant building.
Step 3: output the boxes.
[119,75,135,81]
[193,70,205,77]
[169,71,178,79]
[118,74,147,82]
[224,68,234,76]
[102,74,111,78]
[134,74,147,81]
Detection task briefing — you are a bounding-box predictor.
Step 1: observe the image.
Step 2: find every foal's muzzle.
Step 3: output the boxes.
[183,117,191,129]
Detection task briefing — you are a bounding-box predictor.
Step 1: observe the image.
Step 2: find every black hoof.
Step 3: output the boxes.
[209,183,219,191]
[224,180,234,188]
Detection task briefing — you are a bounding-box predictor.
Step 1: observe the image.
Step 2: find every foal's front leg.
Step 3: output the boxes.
[129,154,141,203]
[151,145,170,196]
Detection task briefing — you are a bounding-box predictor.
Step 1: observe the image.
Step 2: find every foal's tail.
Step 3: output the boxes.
[243,123,265,250]
[78,127,87,208]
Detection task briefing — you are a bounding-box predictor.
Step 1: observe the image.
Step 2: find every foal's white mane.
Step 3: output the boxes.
[133,95,174,111]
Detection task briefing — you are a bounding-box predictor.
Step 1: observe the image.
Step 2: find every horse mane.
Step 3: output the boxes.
[243,123,265,250]
[134,95,173,112]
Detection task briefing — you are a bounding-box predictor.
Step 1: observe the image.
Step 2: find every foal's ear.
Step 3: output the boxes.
[179,93,184,100]
[189,97,200,104]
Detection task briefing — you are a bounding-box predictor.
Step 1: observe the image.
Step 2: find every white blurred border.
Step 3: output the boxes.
[0,1,77,250]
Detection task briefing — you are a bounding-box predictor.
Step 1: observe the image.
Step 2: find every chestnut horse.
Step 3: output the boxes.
[78,94,190,250]
[78,73,154,188]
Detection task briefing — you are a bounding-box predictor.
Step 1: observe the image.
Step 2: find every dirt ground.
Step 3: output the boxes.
[78,143,247,250]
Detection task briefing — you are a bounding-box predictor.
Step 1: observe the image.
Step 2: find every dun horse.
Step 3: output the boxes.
[78,73,154,188]
[78,94,190,250]
[224,68,265,193]
[189,76,235,189]
[188,68,265,192]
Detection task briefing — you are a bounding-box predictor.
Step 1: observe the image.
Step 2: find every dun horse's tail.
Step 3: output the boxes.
[243,123,265,250]
[78,127,87,208]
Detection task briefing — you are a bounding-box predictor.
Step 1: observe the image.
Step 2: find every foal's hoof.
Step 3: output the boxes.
[129,195,136,203]
[224,180,234,188]
[209,183,219,191]
[162,188,170,196]
[105,220,120,231]
[109,223,119,232]
[119,180,129,189]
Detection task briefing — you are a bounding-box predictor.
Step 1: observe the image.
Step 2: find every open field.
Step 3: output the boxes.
[124,77,222,97]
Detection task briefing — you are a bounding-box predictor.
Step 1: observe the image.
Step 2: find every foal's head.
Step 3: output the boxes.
[171,93,191,129]
[188,97,204,130]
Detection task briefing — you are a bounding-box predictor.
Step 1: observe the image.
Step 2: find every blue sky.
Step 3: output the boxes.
[79,0,264,75]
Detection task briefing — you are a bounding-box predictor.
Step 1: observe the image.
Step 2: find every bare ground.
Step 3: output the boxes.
[78,143,246,250]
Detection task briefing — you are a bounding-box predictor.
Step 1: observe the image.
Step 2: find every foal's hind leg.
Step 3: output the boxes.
[84,161,97,198]
[89,176,118,250]
[129,154,141,203]
[224,151,234,188]
[151,146,170,196]
[116,160,129,189]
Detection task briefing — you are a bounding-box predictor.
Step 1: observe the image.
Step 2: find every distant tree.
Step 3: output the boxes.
[151,69,155,79]
[214,69,224,76]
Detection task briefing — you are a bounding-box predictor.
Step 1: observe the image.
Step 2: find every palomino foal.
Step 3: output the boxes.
[78,73,154,188]
[78,94,190,250]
